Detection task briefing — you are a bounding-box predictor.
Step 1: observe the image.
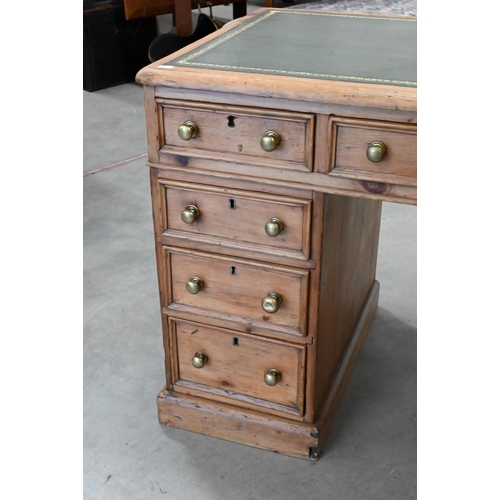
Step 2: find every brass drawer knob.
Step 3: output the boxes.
[264,369,281,386]
[260,131,281,152]
[366,141,387,163]
[265,217,284,237]
[181,205,200,224]
[191,351,208,369]
[186,277,204,294]
[178,120,199,140]
[261,291,282,314]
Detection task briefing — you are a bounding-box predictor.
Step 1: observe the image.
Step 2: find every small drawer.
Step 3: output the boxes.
[164,248,309,337]
[168,319,306,416]
[329,117,417,181]
[158,100,315,171]
[162,182,312,261]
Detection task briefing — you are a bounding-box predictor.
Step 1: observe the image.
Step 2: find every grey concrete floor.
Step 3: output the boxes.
[83,4,417,498]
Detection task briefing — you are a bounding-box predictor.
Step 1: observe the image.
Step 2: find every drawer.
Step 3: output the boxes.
[164,248,309,337]
[158,100,315,171]
[168,319,306,416]
[162,182,312,261]
[329,117,417,181]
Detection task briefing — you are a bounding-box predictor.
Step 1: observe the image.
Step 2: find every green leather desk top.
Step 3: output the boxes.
[164,9,417,88]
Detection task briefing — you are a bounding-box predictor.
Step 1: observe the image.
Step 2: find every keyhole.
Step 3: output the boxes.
[230,266,236,275]
[229,198,236,209]
[227,116,236,127]
[233,337,239,346]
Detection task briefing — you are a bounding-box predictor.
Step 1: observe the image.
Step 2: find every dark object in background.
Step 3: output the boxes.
[83,0,157,92]
[148,13,222,63]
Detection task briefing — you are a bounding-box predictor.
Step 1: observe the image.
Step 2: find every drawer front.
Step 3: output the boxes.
[163,183,312,260]
[158,100,315,171]
[329,117,417,180]
[165,248,309,336]
[169,319,306,415]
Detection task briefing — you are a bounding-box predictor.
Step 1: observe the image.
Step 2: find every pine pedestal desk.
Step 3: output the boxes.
[136,8,416,460]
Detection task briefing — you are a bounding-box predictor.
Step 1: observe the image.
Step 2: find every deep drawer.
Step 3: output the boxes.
[168,319,306,416]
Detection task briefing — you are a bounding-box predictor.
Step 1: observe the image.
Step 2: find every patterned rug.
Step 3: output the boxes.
[286,0,417,17]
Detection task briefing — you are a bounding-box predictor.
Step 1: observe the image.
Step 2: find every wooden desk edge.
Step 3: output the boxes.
[136,8,416,113]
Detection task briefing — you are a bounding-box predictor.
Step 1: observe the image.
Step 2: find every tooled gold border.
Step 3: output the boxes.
[160,9,417,87]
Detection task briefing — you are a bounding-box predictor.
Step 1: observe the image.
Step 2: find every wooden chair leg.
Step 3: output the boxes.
[174,0,193,35]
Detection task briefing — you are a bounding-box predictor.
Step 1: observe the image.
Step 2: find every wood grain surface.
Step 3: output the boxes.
[330,117,417,179]
[164,247,310,336]
[159,100,315,171]
[162,181,312,260]
[169,319,306,415]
